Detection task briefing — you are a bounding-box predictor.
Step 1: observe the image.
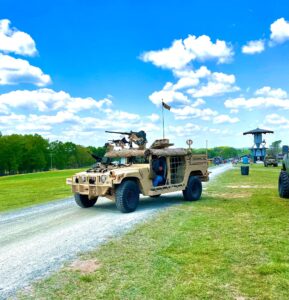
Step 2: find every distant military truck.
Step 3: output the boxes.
[264,155,278,167]
[67,135,209,213]
[279,145,289,199]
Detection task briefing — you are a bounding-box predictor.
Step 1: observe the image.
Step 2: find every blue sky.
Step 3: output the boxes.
[0,0,288,148]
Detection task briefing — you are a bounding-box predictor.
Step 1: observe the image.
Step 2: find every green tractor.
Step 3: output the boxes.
[279,145,289,199]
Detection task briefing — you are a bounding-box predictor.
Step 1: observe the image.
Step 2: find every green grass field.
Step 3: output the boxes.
[0,169,84,212]
[19,164,289,299]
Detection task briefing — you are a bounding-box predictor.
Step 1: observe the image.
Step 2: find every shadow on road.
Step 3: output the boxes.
[92,193,183,213]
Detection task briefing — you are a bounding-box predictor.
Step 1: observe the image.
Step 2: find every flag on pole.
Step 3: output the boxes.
[162,100,171,111]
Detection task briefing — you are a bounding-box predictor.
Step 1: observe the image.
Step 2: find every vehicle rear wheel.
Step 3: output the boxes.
[74,193,98,208]
[116,180,139,213]
[183,176,202,201]
[279,171,289,198]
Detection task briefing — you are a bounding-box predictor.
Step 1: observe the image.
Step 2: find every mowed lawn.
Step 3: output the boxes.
[0,169,84,212]
[20,164,289,300]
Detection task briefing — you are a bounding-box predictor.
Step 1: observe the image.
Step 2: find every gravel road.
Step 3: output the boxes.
[0,164,231,299]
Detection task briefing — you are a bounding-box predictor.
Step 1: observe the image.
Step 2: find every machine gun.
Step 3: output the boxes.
[105,130,147,149]
[108,137,129,149]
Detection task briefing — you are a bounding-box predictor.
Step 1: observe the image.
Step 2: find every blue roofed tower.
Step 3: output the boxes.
[243,128,274,163]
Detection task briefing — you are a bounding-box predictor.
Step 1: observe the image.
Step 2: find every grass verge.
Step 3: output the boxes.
[0,169,84,212]
[20,165,289,299]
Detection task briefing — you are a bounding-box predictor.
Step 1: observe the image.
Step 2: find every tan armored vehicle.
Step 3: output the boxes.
[66,131,209,213]
[264,155,278,167]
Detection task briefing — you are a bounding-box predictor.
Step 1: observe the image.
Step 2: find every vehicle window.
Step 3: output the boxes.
[170,156,185,184]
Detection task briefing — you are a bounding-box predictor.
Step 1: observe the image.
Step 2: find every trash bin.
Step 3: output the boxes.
[241,166,249,175]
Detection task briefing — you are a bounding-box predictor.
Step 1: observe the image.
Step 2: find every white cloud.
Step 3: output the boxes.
[225,96,289,110]
[147,113,160,122]
[224,86,289,110]
[188,80,239,98]
[0,54,51,86]
[171,105,218,120]
[191,98,205,107]
[0,19,37,56]
[149,66,239,107]
[213,114,239,124]
[149,84,189,106]
[141,34,233,70]
[230,109,239,114]
[242,40,265,54]
[270,18,289,44]
[265,113,289,128]
[255,86,287,98]
[0,88,112,113]
[168,122,201,137]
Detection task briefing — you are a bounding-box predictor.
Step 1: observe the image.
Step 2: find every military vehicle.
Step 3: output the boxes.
[66,131,209,213]
[264,155,278,167]
[279,145,289,199]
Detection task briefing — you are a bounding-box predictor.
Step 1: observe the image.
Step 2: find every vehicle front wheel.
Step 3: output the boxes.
[279,171,289,198]
[74,193,98,208]
[183,176,202,201]
[116,180,139,213]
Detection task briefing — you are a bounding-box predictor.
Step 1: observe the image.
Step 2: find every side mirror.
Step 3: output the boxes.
[282,145,289,154]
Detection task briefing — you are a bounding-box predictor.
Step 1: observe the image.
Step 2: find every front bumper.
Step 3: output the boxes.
[67,174,113,197]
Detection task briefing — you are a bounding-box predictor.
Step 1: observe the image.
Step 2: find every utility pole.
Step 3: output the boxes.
[206,140,208,159]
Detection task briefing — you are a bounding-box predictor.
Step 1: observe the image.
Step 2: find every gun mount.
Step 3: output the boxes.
[105,130,147,149]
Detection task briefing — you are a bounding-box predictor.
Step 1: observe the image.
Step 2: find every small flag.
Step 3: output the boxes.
[162,100,171,111]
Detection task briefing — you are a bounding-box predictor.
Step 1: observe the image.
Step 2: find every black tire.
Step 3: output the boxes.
[74,193,97,208]
[116,180,139,213]
[183,176,202,201]
[279,171,289,198]
[150,194,161,198]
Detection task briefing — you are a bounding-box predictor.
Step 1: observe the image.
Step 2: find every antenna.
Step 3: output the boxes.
[186,139,193,150]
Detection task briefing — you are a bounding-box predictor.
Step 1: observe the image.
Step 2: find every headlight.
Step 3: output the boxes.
[100,175,107,183]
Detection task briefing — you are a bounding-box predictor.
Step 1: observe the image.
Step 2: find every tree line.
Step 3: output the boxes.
[0,133,106,175]
[191,146,250,159]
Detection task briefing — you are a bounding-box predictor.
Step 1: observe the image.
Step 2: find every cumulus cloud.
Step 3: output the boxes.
[171,105,218,120]
[242,40,265,54]
[141,34,233,70]
[255,86,287,98]
[147,113,160,122]
[225,96,289,110]
[0,88,112,113]
[149,83,190,106]
[225,86,289,110]
[265,113,289,129]
[0,54,51,86]
[149,66,239,106]
[0,19,37,56]
[186,70,239,98]
[213,114,239,124]
[270,18,289,44]
[168,123,201,137]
